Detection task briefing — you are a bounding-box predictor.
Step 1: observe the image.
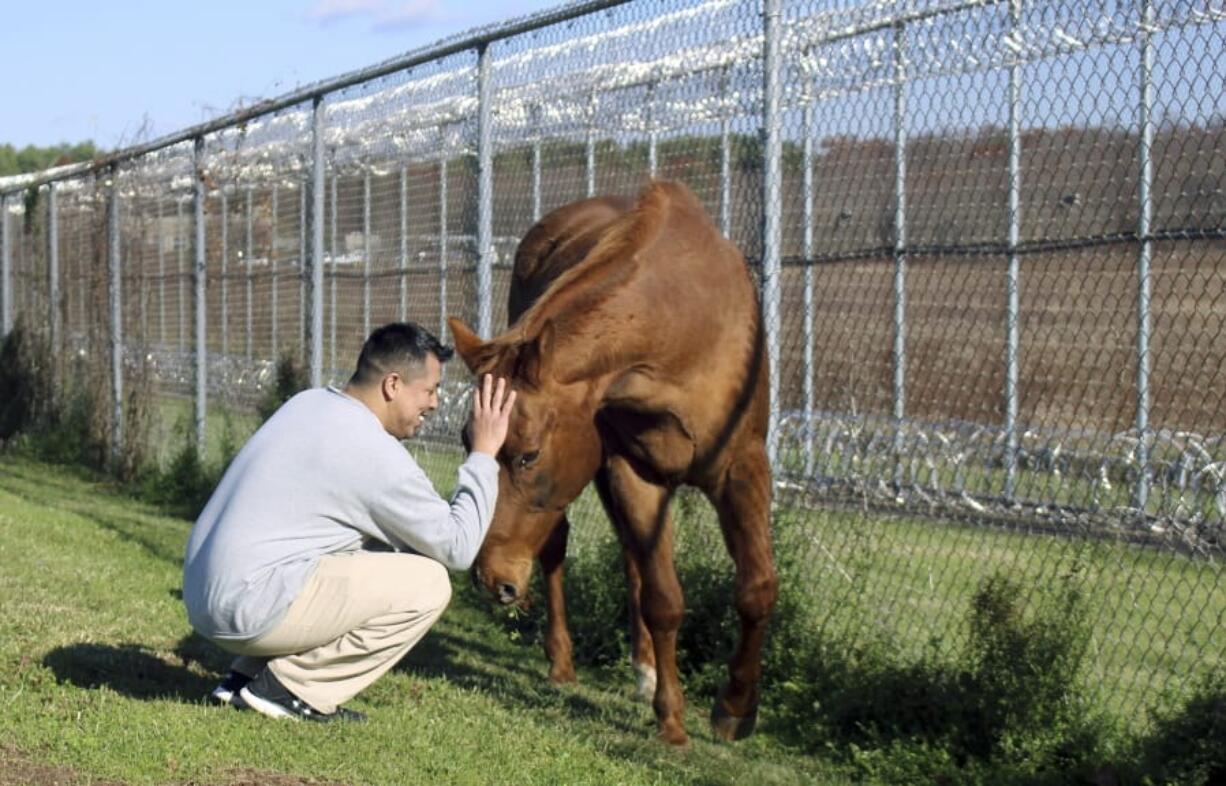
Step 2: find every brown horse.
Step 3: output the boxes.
[449,180,776,746]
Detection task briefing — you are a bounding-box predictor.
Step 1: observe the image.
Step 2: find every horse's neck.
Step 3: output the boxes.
[530,276,649,386]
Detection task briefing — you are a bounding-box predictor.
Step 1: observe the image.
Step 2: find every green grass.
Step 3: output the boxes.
[0,453,843,786]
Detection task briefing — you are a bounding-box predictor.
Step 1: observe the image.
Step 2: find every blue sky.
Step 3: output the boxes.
[1,0,564,149]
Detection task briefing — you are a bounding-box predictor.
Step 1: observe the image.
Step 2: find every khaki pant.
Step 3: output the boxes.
[217,550,452,714]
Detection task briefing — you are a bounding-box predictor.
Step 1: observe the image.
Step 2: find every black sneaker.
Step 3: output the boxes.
[209,670,252,708]
[238,668,366,723]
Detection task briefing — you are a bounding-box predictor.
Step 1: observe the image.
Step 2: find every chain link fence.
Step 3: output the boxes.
[2,0,1223,729]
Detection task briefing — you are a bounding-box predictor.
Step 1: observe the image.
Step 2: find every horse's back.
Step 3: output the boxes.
[509,195,635,322]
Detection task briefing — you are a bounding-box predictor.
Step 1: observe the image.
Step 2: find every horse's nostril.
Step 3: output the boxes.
[497,582,518,605]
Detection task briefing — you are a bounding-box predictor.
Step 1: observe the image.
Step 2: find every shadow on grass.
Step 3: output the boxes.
[43,637,220,703]
[394,621,646,736]
[0,460,188,567]
[172,631,237,676]
[81,509,187,567]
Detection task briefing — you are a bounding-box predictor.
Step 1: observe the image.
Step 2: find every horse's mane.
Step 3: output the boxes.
[489,180,682,364]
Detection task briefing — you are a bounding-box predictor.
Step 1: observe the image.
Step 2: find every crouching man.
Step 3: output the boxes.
[182,322,515,722]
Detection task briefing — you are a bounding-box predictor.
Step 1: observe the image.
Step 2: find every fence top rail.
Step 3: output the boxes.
[5,0,1218,200]
[0,0,636,199]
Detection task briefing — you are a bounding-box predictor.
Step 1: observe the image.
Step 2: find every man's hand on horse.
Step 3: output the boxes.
[469,374,516,458]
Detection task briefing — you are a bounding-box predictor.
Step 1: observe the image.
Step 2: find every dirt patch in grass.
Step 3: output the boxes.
[0,745,124,786]
[194,769,350,786]
[0,746,349,786]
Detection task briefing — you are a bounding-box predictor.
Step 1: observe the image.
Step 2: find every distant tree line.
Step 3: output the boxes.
[0,142,101,178]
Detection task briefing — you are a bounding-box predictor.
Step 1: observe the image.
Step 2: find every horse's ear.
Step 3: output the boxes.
[516,319,556,387]
[448,318,496,374]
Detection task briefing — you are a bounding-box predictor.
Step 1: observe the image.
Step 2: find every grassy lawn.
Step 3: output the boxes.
[0,454,843,786]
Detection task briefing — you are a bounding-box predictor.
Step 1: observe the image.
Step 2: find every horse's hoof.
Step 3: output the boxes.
[710,701,757,741]
[549,665,577,684]
[657,723,690,748]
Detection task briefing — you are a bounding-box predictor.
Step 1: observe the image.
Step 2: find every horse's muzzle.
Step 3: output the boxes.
[470,564,521,605]
[496,582,519,605]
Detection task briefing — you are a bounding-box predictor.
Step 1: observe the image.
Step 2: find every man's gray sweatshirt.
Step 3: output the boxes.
[182,386,499,642]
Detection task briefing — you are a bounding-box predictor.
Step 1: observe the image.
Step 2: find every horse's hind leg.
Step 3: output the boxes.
[594,466,657,702]
[600,456,687,746]
[709,443,777,741]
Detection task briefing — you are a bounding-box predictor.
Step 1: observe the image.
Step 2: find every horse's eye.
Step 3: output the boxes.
[517,451,540,469]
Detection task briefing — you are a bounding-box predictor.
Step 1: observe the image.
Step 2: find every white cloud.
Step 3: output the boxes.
[307,0,460,30]
[308,0,386,24]
[373,0,458,30]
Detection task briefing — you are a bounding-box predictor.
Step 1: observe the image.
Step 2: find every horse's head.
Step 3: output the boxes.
[449,317,603,606]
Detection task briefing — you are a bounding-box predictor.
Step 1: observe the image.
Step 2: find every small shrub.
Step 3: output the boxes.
[670,489,740,694]
[561,535,633,667]
[674,553,737,694]
[0,322,52,441]
[138,440,217,519]
[1131,673,1226,785]
[258,353,309,423]
[1,317,155,481]
[762,568,1107,783]
[31,384,106,468]
[959,572,1094,761]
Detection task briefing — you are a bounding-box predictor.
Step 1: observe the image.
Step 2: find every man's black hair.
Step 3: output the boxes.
[349,322,454,386]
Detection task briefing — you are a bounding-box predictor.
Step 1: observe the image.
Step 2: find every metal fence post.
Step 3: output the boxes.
[79,193,87,340]
[193,137,208,454]
[308,98,326,388]
[270,183,279,359]
[802,99,816,477]
[46,183,60,356]
[108,168,124,470]
[477,42,494,339]
[586,91,597,199]
[0,193,10,338]
[647,81,658,177]
[762,0,783,465]
[157,200,166,345]
[245,185,254,359]
[177,197,186,349]
[399,164,409,323]
[1004,0,1022,501]
[531,104,543,221]
[1135,0,1154,514]
[720,67,732,239]
[300,175,308,356]
[438,138,449,340]
[363,170,372,339]
[330,170,338,377]
[139,198,147,343]
[892,21,909,488]
[220,188,229,358]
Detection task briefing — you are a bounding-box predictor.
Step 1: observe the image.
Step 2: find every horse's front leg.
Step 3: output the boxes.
[539,516,576,683]
[597,466,657,702]
[603,455,687,746]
